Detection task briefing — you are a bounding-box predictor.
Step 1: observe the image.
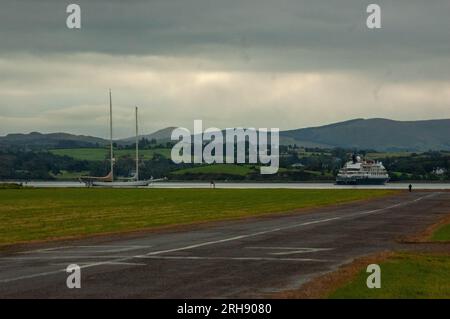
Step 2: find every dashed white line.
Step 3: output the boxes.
[50,262,146,266]
[137,256,327,262]
[2,256,136,260]
[246,247,334,255]
[18,245,152,254]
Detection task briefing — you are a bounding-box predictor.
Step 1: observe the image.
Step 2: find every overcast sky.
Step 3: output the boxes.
[1,0,449,138]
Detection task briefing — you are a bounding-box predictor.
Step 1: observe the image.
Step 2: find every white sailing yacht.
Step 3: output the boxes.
[81,91,162,187]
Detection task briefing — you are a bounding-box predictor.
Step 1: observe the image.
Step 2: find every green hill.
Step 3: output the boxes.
[281,118,450,151]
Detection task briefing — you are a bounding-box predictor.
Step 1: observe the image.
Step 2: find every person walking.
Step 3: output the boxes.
[408,184,412,192]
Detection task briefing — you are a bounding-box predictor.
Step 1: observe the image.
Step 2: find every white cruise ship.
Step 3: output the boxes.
[336,155,389,185]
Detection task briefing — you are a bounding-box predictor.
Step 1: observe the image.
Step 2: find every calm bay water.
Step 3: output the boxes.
[7,181,450,190]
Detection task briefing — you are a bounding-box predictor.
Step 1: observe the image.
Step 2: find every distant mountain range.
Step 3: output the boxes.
[281,118,450,151]
[0,132,107,149]
[2,118,450,152]
[118,127,177,145]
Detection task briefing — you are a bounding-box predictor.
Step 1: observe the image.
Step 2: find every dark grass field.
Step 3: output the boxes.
[327,209,450,299]
[431,223,450,241]
[0,188,396,246]
[329,252,450,299]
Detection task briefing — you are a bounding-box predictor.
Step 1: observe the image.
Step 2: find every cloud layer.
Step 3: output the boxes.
[0,0,449,137]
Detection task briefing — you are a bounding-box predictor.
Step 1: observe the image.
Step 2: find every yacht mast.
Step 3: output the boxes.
[135,106,139,180]
[109,89,114,181]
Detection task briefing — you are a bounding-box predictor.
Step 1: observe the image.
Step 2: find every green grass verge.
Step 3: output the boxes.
[329,252,450,299]
[0,188,395,246]
[430,223,450,242]
[49,148,170,160]
[0,183,23,189]
[171,164,256,176]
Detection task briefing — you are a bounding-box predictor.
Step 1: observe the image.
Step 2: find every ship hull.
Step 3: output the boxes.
[336,177,389,185]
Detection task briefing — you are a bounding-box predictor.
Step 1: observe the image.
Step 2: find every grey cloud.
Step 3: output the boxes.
[0,1,449,137]
[1,0,449,74]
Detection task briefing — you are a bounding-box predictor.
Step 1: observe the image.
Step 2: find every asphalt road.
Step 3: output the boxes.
[0,191,449,298]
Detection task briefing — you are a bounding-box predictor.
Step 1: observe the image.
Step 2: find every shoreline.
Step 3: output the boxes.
[2,180,450,189]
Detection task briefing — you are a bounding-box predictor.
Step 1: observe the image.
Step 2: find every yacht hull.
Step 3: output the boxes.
[90,180,150,187]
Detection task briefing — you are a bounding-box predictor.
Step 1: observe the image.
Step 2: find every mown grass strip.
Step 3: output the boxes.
[431,223,450,242]
[329,252,450,299]
[0,188,396,246]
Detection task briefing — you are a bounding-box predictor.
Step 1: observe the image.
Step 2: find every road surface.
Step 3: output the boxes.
[0,191,449,298]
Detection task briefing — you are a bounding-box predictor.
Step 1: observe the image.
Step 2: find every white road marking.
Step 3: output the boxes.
[50,262,146,266]
[137,256,327,262]
[18,246,75,254]
[142,193,439,257]
[246,247,333,255]
[247,247,324,250]
[76,245,150,248]
[0,256,144,283]
[2,256,136,260]
[93,262,146,266]
[0,268,73,283]
[0,193,439,284]
[272,249,333,256]
[18,245,151,254]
